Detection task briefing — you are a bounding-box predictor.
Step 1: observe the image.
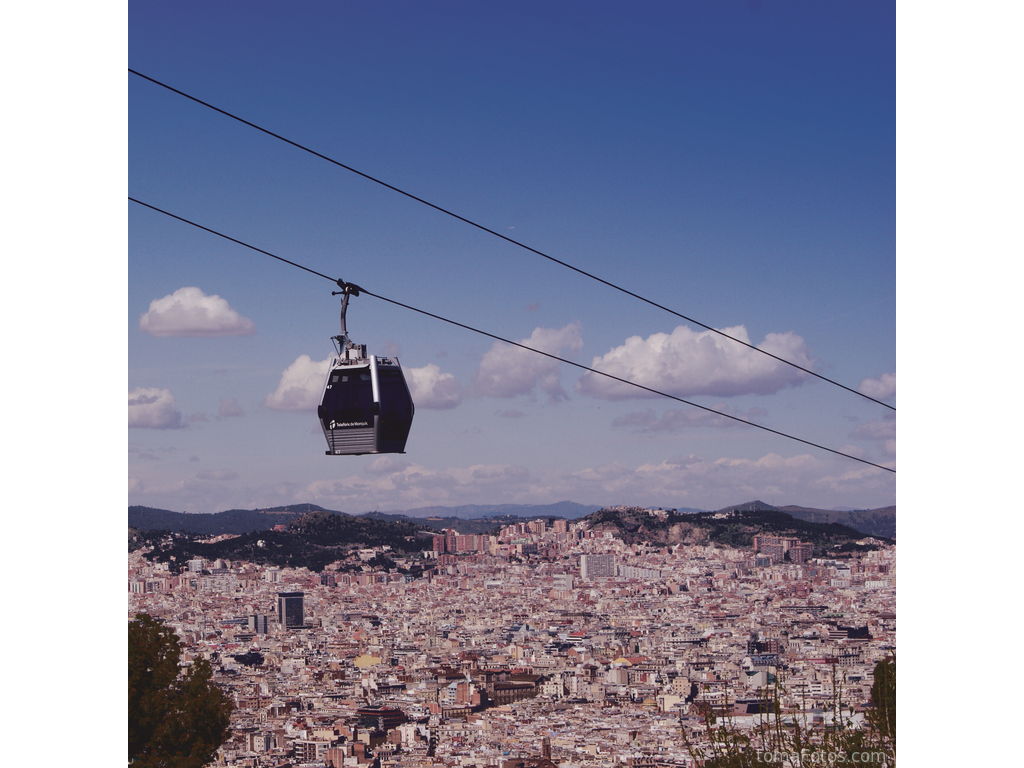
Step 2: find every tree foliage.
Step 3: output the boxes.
[682,659,896,767]
[129,613,233,768]
[230,651,265,668]
[868,655,896,751]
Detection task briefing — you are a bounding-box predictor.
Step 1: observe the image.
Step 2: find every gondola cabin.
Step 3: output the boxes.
[318,345,415,455]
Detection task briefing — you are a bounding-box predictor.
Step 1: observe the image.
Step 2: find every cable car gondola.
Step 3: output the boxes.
[317,282,415,455]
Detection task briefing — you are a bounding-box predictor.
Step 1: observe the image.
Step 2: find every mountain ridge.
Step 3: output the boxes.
[716,501,896,539]
[579,505,890,554]
[128,500,894,539]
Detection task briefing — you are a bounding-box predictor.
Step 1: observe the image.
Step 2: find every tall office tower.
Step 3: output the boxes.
[580,554,616,579]
[277,592,304,629]
[248,614,269,635]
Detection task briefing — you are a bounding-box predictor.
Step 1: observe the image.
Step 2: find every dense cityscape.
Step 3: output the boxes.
[129,507,895,767]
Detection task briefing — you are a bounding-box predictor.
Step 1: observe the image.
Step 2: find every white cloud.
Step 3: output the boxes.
[263,355,331,411]
[126,474,243,512]
[128,387,184,429]
[139,286,256,337]
[859,372,896,402]
[815,460,897,495]
[556,451,886,510]
[304,462,534,508]
[406,364,462,409]
[366,456,407,475]
[576,324,814,400]
[473,323,583,399]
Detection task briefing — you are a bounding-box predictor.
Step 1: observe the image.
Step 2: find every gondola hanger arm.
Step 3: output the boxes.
[331,280,363,351]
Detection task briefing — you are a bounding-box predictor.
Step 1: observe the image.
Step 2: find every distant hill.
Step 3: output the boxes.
[581,505,889,555]
[128,504,325,535]
[131,500,893,572]
[135,510,435,573]
[129,502,610,536]
[129,500,893,542]
[395,502,605,520]
[778,505,895,540]
[714,500,896,539]
[363,512,518,536]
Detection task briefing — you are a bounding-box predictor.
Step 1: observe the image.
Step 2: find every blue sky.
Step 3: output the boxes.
[128,1,896,514]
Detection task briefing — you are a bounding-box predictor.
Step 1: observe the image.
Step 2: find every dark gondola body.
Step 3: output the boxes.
[318,351,415,455]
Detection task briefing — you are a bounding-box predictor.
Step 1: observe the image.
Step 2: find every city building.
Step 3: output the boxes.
[277,591,304,628]
[580,553,615,579]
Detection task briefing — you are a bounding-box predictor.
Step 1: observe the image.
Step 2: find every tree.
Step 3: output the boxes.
[129,613,233,768]
[681,661,896,767]
[868,655,896,752]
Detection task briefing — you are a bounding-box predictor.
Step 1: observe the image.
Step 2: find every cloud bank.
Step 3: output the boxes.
[473,323,583,399]
[130,447,895,515]
[285,452,893,513]
[139,287,256,337]
[576,325,814,400]
[128,387,184,429]
[264,355,331,411]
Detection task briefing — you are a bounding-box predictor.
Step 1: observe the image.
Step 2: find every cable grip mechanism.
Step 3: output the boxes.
[331,280,364,357]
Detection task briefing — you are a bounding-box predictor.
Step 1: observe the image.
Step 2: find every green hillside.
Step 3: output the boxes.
[134,510,435,573]
[582,504,888,554]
